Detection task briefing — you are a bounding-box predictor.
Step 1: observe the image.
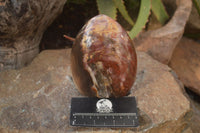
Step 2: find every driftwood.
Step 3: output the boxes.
[133,0,192,64]
[0,0,66,71]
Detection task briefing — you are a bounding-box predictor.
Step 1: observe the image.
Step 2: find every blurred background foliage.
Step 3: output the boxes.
[96,0,169,38]
[40,0,200,50]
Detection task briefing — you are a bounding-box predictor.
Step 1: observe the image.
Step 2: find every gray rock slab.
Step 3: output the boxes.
[0,49,191,133]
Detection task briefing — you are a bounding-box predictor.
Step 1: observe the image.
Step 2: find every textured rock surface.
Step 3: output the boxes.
[169,37,200,95]
[0,49,191,132]
[190,99,200,133]
[0,0,66,71]
[134,0,192,64]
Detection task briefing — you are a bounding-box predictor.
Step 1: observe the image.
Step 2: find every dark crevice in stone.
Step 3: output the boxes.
[185,87,200,103]
[39,1,98,51]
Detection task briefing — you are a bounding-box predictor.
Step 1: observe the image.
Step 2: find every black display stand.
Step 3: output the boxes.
[70,97,139,127]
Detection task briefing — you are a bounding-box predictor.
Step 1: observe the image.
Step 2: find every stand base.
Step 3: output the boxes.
[70,96,139,127]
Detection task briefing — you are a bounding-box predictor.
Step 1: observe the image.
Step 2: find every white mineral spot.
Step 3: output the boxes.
[152,109,158,114]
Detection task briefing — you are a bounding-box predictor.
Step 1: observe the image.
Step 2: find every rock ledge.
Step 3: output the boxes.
[0,49,191,133]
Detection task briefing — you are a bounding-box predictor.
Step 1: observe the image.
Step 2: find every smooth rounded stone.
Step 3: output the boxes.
[0,0,66,71]
[169,37,200,95]
[0,49,191,133]
[71,14,137,98]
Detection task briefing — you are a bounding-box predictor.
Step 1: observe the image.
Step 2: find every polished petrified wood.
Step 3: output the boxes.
[71,15,137,98]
